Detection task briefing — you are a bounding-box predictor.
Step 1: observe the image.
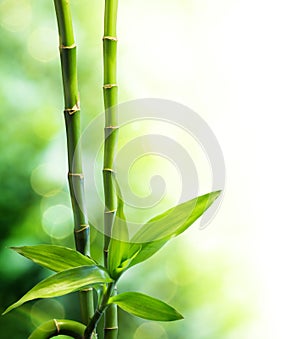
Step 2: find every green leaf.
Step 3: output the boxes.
[108,180,131,277]
[11,245,96,272]
[110,245,141,279]
[128,191,221,267]
[127,238,168,268]
[109,292,183,321]
[2,265,112,315]
[132,191,221,242]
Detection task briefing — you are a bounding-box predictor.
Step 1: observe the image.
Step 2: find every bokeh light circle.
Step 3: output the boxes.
[27,27,57,62]
[133,322,167,339]
[42,204,73,239]
[30,299,65,328]
[0,0,31,32]
[31,163,63,197]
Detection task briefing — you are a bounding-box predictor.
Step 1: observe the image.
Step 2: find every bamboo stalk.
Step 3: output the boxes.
[84,283,115,338]
[53,0,94,325]
[29,319,86,339]
[102,1,119,338]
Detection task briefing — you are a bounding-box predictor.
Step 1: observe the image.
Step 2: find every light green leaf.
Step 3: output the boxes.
[2,265,112,315]
[132,191,221,242]
[111,245,141,279]
[128,191,221,267]
[109,292,183,321]
[108,180,130,277]
[11,245,96,272]
[127,238,167,268]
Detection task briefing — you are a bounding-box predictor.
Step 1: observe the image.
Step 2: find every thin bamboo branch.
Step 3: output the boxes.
[53,0,94,325]
[102,1,119,338]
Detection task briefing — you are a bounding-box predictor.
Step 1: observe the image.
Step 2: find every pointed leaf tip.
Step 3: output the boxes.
[109,292,183,321]
[2,265,112,315]
[10,245,96,272]
[127,190,222,268]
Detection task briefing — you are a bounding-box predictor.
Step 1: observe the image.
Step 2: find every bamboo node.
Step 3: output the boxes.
[103,168,116,173]
[81,287,93,292]
[53,319,60,333]
[103,84,118,89]
[64,101,80,115]
[105,126,119,130]
[103,249,109,253]
[75,224,90,233]
[59,43,76,50]
[104,327,119,330]
[104,209,117,214]
[103,35,118,41]
[68,172,84,179]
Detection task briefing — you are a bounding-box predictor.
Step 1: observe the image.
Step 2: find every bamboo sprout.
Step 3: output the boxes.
[53,0,94,325]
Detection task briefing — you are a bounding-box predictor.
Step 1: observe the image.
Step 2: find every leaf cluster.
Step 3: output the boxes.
[2,191,220,323]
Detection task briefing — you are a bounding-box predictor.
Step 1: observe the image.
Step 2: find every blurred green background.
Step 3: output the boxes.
[2,0,298,338]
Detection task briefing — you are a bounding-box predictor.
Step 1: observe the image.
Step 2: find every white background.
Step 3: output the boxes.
[118,0,300,338]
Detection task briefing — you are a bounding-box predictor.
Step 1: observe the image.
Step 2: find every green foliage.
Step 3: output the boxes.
[0,1,226,338]
[107,191,221,278]
[128,191,221,267]
[11,245,96,272]
[107,181,130,277]
[3,265,112,315]
[109,292,183,322]
[3,191,221,325]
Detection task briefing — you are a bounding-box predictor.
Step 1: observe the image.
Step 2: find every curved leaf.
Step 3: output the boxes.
[127,238,167,268]
[2,265,112,315]
[108,180,130,277]
[109,292,183,321]
[128,191,221,267]
[132,191,221,243]
[11,245,96,272]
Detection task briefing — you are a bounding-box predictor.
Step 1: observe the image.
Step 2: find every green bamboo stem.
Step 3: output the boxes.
[29,319,86,339]
[84,284,115,339]
[102,1,119,338]
[103,286,118,339]
[102,0,119,265]
[53,0,94,325]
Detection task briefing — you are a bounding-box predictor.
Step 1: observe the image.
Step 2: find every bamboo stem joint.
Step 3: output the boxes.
[54,319,60,333]
[103,36,118,41]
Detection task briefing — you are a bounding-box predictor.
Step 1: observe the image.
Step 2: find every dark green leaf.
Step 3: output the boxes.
[11,245,96,272]
[128,191,221,267]
[2,265,112,315]
[109,292,183,321]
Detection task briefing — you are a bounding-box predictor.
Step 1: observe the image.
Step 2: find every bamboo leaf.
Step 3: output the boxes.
[128,238,168,268]
[110,245,142,279]
[11,245,96,272]
[128,191,221,267]
[109,292,183,321]
[108,180,130,277]
[132,191,221,242]
[2,265,112,315]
